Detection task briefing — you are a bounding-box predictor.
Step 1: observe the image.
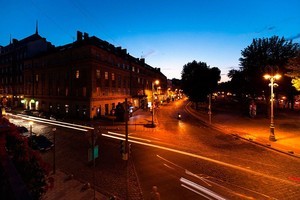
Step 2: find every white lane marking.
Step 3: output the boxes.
[180,177,227,200]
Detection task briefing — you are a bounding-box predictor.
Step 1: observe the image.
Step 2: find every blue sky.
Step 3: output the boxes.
[1,0,300,81]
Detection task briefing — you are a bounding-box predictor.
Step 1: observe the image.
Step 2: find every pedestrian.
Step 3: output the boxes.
[150,186,160,200]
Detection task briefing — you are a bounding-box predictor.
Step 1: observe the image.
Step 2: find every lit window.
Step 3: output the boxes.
[76,70,80,79]
[112,73,115,81]
[105,72,108,80]
[96,70,100,79]
[35,74,39,82]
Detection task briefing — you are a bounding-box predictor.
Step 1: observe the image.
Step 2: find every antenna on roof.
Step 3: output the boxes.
[35,20,39,34]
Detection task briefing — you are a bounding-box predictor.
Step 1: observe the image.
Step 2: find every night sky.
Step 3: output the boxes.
[1,0,299,81]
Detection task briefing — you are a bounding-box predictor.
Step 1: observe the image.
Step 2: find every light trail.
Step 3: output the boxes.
[102,132,299,186]
[8,113,90,132]
[181,184,213,200]
[180,177,227,200]
[107,131,152,142]
[12,113,94,130]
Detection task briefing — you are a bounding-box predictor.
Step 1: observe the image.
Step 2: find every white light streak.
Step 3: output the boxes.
[180,177,226,200]
[181,184,213,199]
[9,114,89,132]
[15,113,94,130]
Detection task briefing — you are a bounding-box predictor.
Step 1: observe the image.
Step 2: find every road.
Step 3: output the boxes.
[127,100,300,199]
[7,99,300,199]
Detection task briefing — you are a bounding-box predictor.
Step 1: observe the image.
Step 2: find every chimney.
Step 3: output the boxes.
[77,31,82,41]
[84,32,89,40]
[12,38,18,44]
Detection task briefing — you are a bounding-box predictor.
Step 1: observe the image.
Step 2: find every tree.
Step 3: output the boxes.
[227,69,249,99]
[1,117,53,200]
[181,60,220,107]
[239,36,299,102]
[286,51,300,91]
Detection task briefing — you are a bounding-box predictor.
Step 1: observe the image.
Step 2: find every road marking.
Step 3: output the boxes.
[102,132,298,186]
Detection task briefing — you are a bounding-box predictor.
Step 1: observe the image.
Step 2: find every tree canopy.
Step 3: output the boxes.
[181,60,220,103]
[237,36,299,98]
[286,51,300,91]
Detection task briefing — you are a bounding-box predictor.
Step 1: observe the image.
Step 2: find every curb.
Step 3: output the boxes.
[185,102,300,159]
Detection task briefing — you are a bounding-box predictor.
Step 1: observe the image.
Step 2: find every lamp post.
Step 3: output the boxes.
[208,93,212,124]
[151,80,159,127]
[264,74,281,141]
[52,128,56,174]
[29,121,33,137]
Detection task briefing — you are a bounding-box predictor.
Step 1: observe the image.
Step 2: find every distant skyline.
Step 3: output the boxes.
[1,0,300,81]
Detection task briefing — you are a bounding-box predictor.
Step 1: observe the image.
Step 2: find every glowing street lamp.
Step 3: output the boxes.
[264,73,281,141]
[151,80,160,127]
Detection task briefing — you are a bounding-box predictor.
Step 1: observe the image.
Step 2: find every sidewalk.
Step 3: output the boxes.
[43,170,107,200]
[186,102,300,158]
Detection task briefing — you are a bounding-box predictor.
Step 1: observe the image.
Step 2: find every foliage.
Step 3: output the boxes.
[286,51,300,91]
[0,117,53,200]
[237,36,299,99]
[181,60,220,103]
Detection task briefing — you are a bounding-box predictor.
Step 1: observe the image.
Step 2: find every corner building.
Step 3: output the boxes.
[21,31,167,119]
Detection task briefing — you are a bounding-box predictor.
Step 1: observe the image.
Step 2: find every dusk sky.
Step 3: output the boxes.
[1,0,300,81]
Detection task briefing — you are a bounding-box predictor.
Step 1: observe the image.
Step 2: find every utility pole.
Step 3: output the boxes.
[208,94,212,124]
[52,128,56,174]
[123,98,129,160]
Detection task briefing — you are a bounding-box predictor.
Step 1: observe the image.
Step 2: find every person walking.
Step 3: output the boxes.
[150,186,160,200]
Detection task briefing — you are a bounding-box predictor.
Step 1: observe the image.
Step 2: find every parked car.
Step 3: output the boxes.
[17,126,28,133]
[17,126,30,137]
[29,135,54,151]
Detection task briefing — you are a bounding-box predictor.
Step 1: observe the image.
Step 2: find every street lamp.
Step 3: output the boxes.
[151,80,160,127]
[264,73,281,141]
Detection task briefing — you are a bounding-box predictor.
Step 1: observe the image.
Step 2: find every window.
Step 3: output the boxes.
[76,70,80,79]
[105,72,108,80]
[112,73,115,81]
[96,69,100,79]
[36,74,39,82]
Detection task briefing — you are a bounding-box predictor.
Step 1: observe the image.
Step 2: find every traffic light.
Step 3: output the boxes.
[120,140,125,154]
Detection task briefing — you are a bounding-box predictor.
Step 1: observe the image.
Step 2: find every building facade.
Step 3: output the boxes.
[1,30,167,119]
[0,31,54,109]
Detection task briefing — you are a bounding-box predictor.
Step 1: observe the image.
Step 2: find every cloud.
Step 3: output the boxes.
[256,25,276,34]
[287,33,300,40]
[141,49,156,58]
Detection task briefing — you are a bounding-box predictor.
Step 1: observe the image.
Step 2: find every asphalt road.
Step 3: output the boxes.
[128,100,300,199]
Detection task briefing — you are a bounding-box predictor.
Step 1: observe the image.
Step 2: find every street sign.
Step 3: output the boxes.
[88,145,99,162]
